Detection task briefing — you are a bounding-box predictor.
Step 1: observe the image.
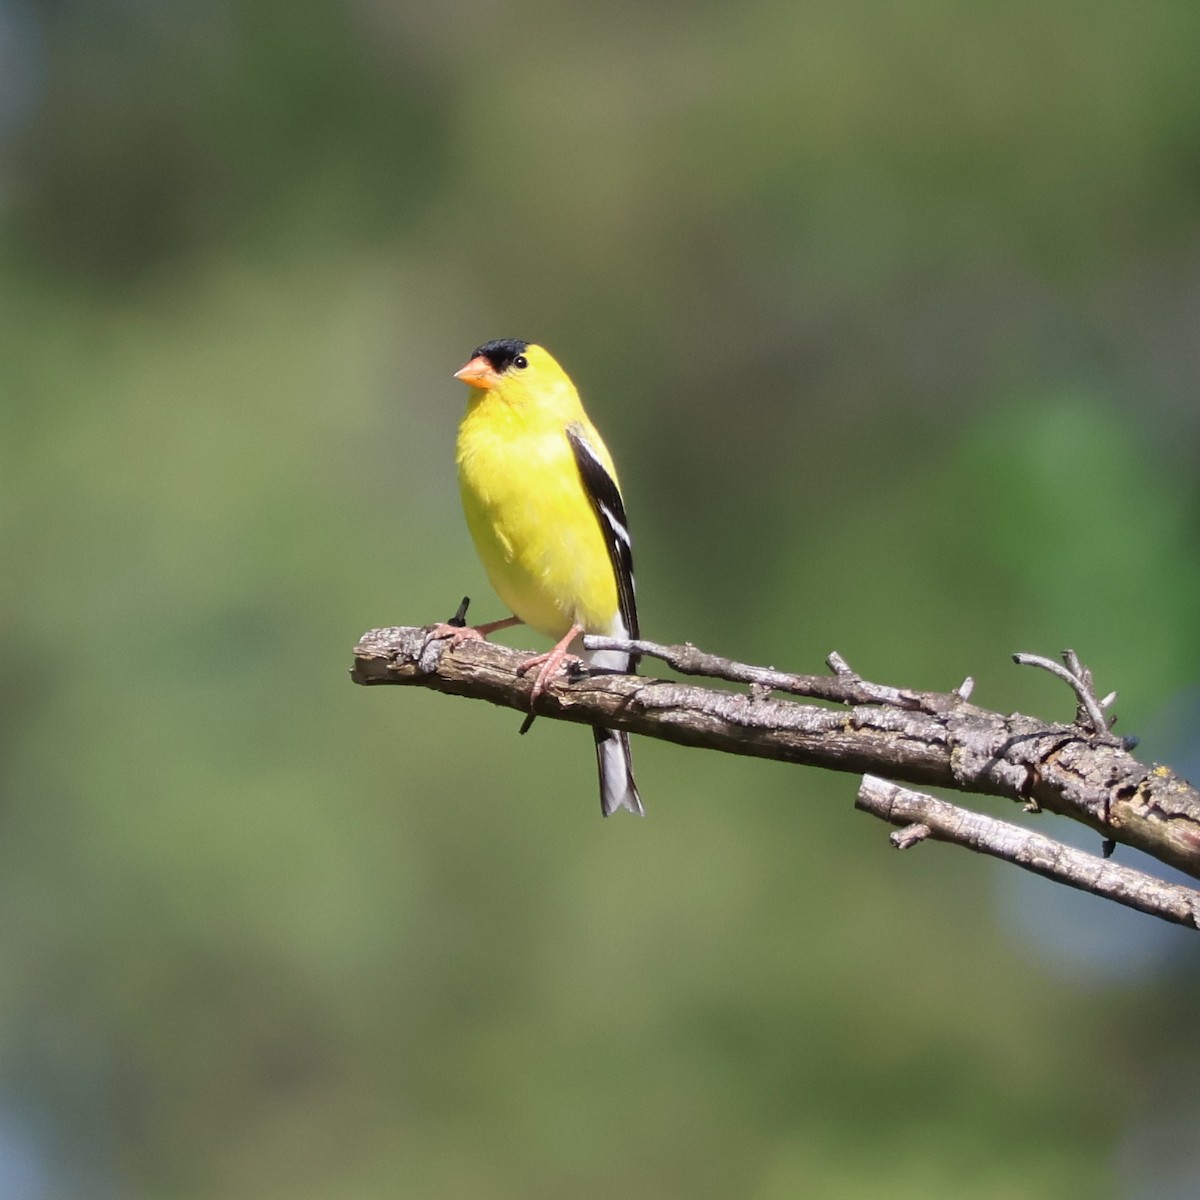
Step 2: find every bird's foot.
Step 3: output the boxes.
[518,650,585,706]
[517,624,586,707]
[427,622,488,650]
[427,606,523,651]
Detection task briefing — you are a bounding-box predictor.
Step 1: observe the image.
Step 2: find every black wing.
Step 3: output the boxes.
[565,422,639,648]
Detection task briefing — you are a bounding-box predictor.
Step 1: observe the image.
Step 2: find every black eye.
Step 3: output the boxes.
[513,355,528,369]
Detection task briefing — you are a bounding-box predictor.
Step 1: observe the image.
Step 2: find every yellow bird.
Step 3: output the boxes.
[449,339,643,817]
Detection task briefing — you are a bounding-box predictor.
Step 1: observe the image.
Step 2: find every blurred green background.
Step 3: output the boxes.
[3,1,1200,1196]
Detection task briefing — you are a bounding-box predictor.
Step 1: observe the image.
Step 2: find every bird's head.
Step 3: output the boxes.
[454,339,579,416]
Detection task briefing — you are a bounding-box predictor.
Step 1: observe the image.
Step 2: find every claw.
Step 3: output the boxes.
[427,611,523,651]
[427,622,487,650]
[519,650,585,705]
[518,623,585,709]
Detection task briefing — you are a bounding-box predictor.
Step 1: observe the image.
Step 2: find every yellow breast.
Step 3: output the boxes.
[456,394,619,640]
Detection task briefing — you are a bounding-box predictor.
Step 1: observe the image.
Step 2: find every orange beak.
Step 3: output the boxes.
[453,355,501,390]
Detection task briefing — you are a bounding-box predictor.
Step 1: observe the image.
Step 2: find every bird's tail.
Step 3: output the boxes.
[586,629,643,816]
[594,726,643,817]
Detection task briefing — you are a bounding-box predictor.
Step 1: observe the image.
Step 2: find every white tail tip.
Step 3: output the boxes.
[594,727,643,817]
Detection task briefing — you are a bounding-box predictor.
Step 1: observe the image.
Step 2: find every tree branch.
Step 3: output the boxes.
[856,776,1200,930]
[351,623,1200,899]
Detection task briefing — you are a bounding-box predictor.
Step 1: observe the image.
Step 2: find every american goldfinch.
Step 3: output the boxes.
[450,338,643,817]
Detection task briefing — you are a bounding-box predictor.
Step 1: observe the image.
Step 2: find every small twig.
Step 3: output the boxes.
[891,823,932,849]
[1012,650,1111,734]
[856,776,1200,930]
[582,636,956,713]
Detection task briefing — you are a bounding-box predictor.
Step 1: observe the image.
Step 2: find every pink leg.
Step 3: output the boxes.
[517,624,585,707]
[428,614,523,649]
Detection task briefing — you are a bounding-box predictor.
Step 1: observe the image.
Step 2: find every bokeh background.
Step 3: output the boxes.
[3,1,1200,1196]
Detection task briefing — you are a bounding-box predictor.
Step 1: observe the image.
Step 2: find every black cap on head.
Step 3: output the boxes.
[473,338,529,372]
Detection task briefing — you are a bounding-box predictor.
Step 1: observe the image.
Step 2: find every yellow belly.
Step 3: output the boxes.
[457,403,618,640]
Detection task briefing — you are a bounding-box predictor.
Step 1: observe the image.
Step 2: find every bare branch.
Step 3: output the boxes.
[856,776,1200,930]
[352,624,1200,886]
[583,635,958,713]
